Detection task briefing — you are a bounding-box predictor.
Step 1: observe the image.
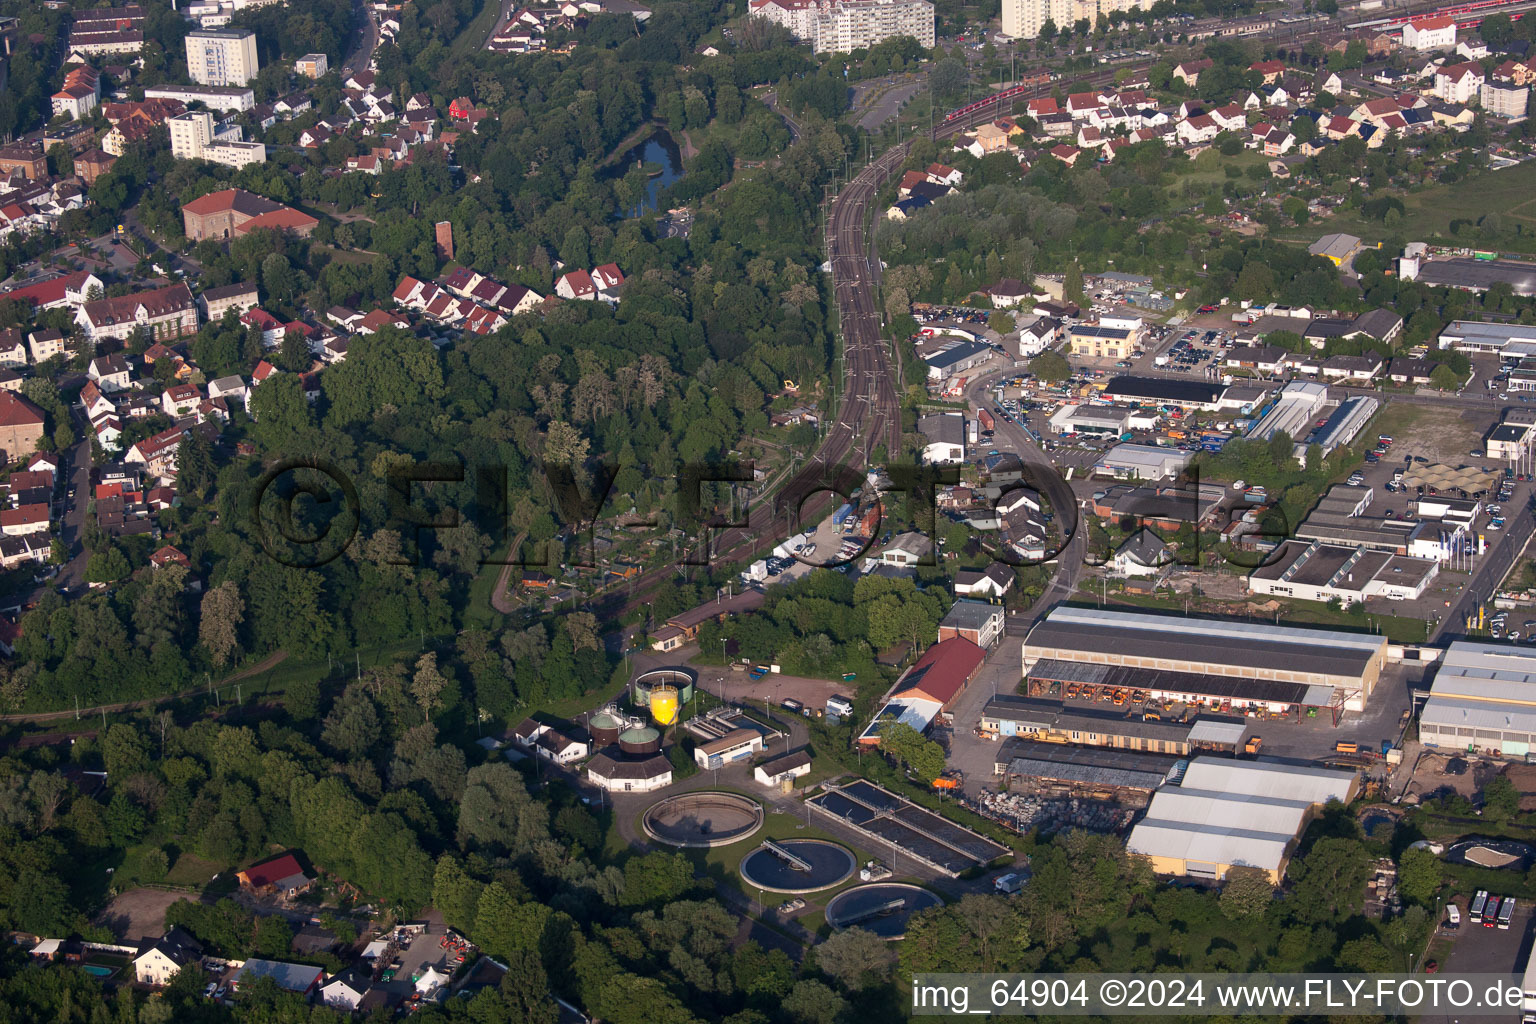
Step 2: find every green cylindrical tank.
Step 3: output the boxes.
[590,710,623,746]
[619,726,661,755]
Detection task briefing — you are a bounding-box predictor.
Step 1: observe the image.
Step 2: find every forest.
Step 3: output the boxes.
[0,0,908,714]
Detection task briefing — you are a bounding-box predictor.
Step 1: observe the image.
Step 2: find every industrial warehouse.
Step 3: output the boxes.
[1418,642,1536,757]
[978,694,1248,756]
[858,637,985,747]
[992,737,1183,802]
[1125,758,1361,882]
[1021,607,1389,714]
[1248,540,1441,605]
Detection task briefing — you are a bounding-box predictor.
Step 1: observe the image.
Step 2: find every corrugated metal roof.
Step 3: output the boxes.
[1026,608,1381,679]
[1431,642,1536,704]
[1421,695,1536,732]
[1126,820,1292,871]
[1186,719,1248,744]
[1178,757,1357,804]
[1027,658,1327,707]
[1006,755,1169,790]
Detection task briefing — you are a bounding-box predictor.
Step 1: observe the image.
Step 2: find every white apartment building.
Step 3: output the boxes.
[1434,62,1484,104]
[750,0,933,53]
[168,111,266,168]
[145,85,255,112]
[1482,80,1529,119]
[168,110,214,161]
[1002,0,1141,39]
[747,0,820,40]
[1402,15,1456,50]
[185,28,259,86]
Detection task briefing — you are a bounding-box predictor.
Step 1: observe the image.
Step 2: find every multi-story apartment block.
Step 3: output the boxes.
[168,110,265,168]
[76,283,199,346]
[1482,80,1529,119]
[185,28,258,86]
[750,0,933,53]
[1002,0,1143,38]
[295,53,328,78]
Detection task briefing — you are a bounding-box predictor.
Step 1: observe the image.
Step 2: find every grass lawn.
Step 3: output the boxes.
[447,0,503,59]
[1271,159,1536,254]
[165,852,223,888]
[1170,149,1266,197]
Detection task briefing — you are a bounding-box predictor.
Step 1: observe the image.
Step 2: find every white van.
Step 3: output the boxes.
[1446,903,1461,929]
[993,872,1025,895]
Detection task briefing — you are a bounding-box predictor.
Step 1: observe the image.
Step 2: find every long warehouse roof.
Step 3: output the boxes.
[1429,641,1536,704]
[1027,658,1331,707]
[1421,695,1536,732]
[1025,607,1382,678]
[1126,757,1357,871]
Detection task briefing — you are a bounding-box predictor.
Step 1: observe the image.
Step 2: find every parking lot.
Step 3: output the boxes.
[1436,899,1532,988]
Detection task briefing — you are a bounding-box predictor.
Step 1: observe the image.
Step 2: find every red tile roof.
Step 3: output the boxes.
[0,504,49,528]
[234,208,318,236]
[893,638,985,706]
[0,270,93,308]
[238,853,305,889]
[182,188,283,218]
[0,391,43,428]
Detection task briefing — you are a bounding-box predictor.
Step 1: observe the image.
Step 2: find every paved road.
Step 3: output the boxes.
[340,0,380,75]
[53,409,92,591]
[1433,478,1534,643]
[855,79,923,132]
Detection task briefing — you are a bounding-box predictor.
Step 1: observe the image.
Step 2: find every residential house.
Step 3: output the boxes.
[1403,15,1456,50]
[0,504,49,535]
[0,329,25,368]
[133,928,203,987]
[161,382,202,418]
[1250,59,1286,84]
[199,281,259,321]
[1016,314,1062,357]
[236,853,313,899]
[87,353,131,392]
[953,562,1014,599]
[206,374,248,409]
[987,278,1029,307]
[1173,59,1212,86]
[1176,114,1219,145]
[1434,61,1484,103]
[1111,529,1171,578]
[76,283,198,345]
[1262,129,1295,156]
[1346,308,1403,346]
[1048,143,1080,166]
[125,426,188,480]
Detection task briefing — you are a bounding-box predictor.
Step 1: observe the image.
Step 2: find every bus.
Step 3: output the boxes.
[1471,889,1488,924]
[1486,896,1502,927]
[1501,898,1517,930]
